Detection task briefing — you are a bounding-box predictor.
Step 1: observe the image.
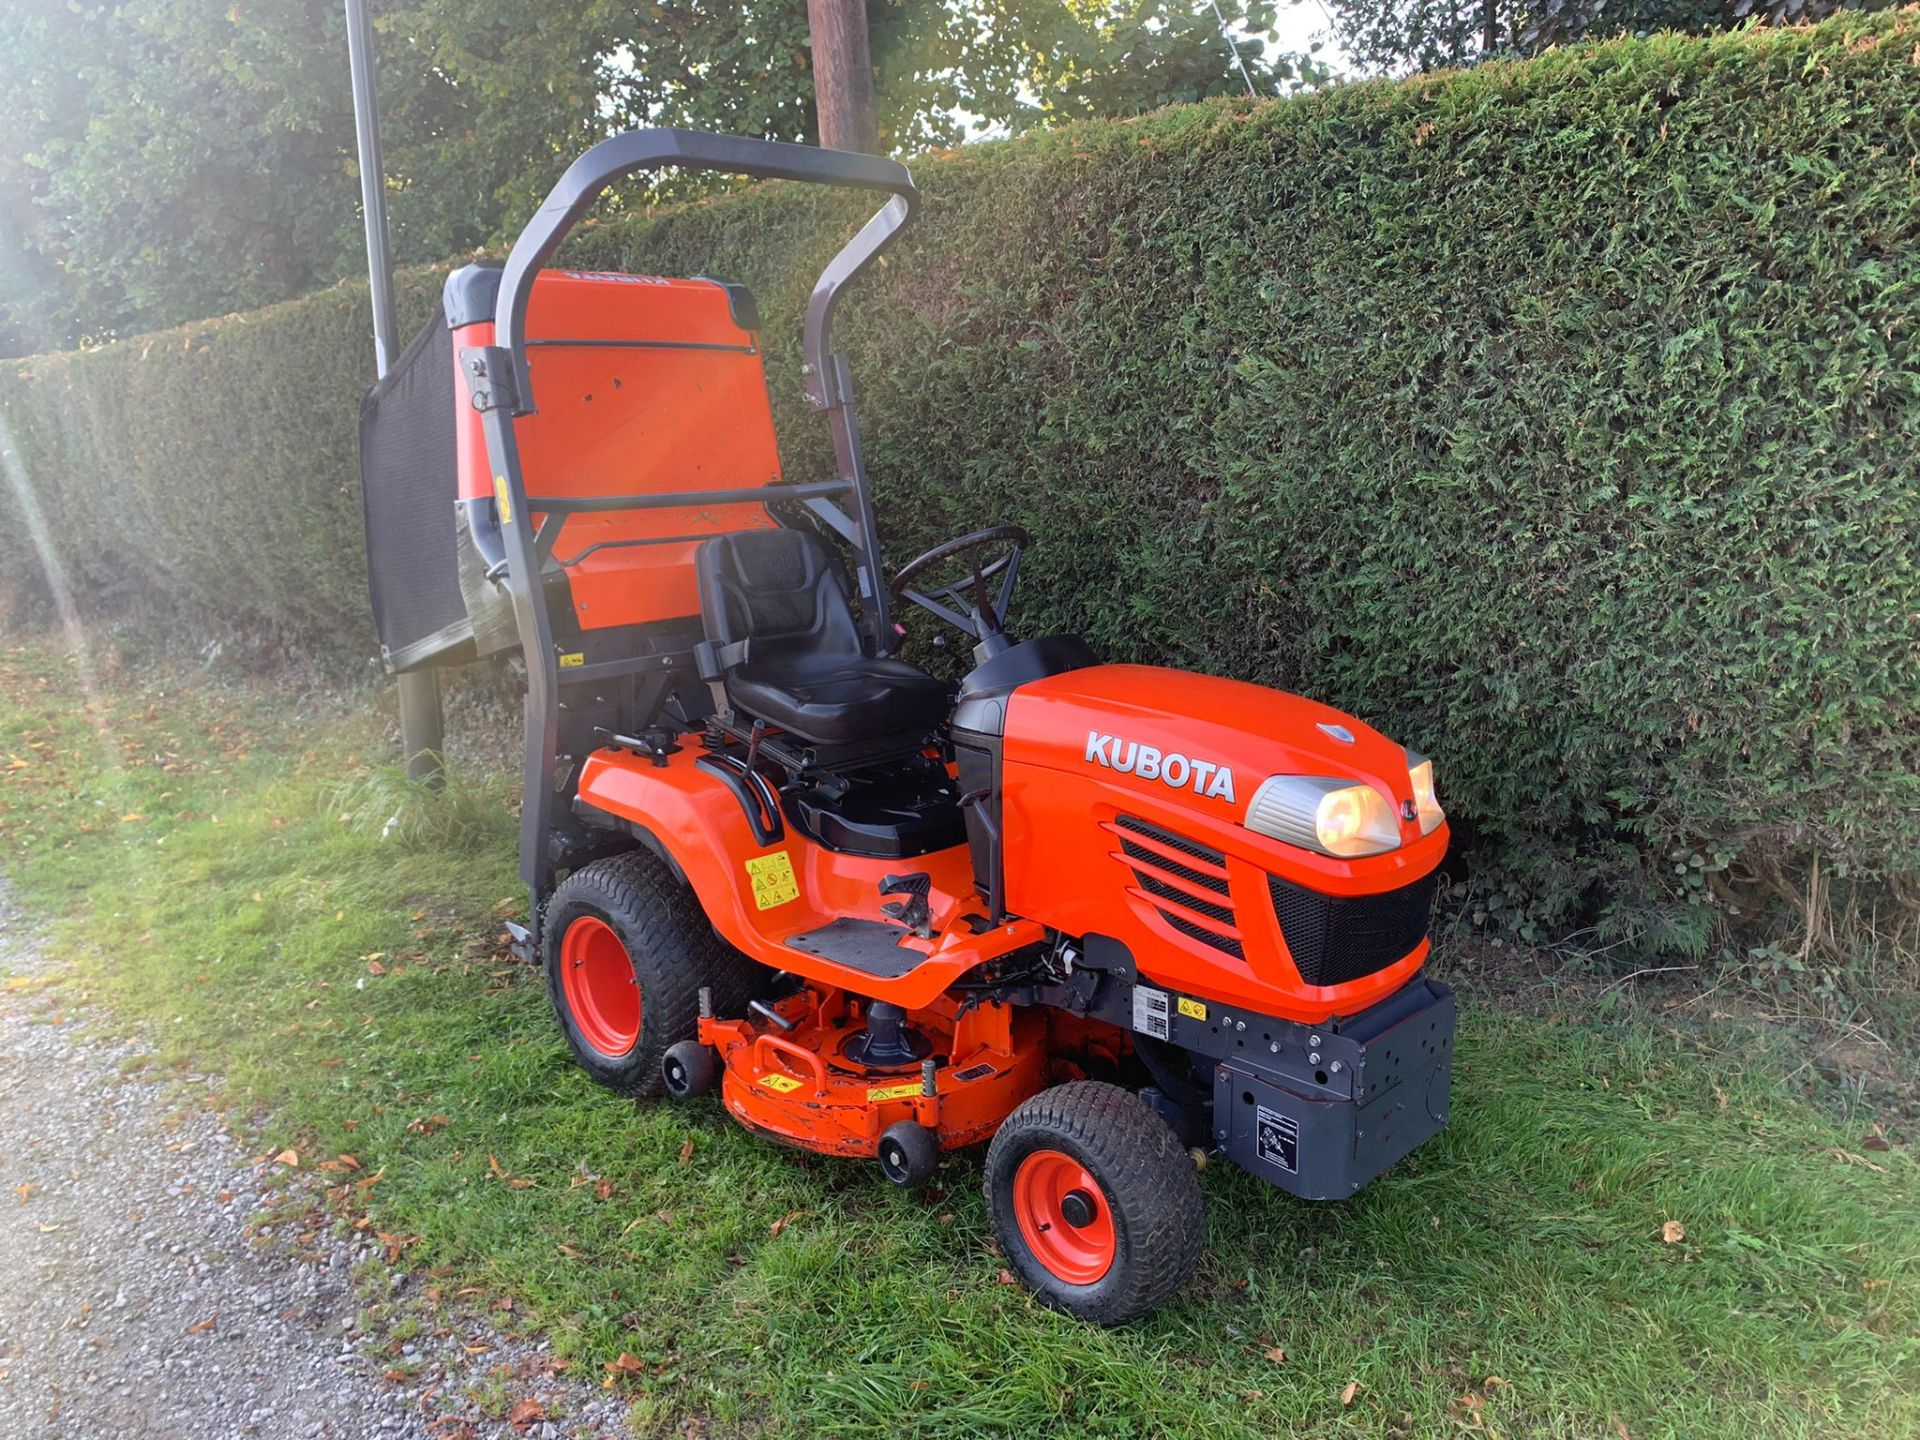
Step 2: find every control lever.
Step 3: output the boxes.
[879,872,933,939]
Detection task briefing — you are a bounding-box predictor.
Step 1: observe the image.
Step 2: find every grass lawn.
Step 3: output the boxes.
[0,633,1914,1438]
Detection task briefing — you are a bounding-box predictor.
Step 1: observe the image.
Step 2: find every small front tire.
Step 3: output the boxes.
[984,1081,1204,1325]
[662,1039,718,1099]
[877,1121,941,1189]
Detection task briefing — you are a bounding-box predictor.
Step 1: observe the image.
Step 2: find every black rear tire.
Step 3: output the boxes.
[984,1081,1204,1325]
[543,850,750,1098]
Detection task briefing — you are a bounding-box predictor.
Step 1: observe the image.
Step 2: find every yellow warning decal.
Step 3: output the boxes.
[745,851,799,910]
[558,651,584,669]
[1177,997,1209,1021]
[758,1073,804,1094]
[492,475,513,524]
[866,1081,922,1103]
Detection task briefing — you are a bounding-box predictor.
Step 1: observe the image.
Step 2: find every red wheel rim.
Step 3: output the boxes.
[1011,1148,1116,1285]
[559,915,640,1057]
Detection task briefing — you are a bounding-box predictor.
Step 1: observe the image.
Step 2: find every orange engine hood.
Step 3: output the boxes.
[1002,663,1420,818]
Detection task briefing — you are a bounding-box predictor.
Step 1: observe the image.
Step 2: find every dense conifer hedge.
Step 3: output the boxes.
[3,14,1915,946]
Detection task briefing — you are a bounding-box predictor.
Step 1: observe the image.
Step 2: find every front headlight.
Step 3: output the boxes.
[1246,776,1401,858]
[1406,750,1444,835]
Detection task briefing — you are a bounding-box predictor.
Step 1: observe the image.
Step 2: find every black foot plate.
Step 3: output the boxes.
[785,918,927,978]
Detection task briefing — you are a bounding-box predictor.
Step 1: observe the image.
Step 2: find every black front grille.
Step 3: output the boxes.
[1269,872,1437,987]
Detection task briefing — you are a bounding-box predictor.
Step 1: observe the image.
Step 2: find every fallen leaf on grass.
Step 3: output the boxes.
[997,1268,1017,1286]
[557,1243,585,1260]
[1661,1220,1686,1245]
[383,1368,407,1383]
[1262,1346,1287,1364]
[679,1138,695,1165]
[13,1182,35,1204]
[1341,1381,1361,1406]
[507,1398,545,1430]
[769,1210,805,1237]
[274,1149,299,1168]
[186,1314,217,1335]
[1484,1375,1512,1390]
[602,1352,645,1388]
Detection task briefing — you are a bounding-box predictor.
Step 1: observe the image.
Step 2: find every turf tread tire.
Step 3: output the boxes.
[543,849,752,1099]
[984,1080,1204,1325]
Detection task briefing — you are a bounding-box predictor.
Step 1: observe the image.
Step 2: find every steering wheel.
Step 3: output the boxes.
[890,524,1030,642]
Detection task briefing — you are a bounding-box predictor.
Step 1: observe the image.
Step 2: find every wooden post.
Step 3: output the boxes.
[807,0,879,154]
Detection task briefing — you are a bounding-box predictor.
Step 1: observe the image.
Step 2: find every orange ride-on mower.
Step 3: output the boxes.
[441,130,1453,1324]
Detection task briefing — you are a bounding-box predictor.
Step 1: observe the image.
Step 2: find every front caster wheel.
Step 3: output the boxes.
[984,1081,1204,1325]
[661,1040,718,1099]
[877,1121,941,1189]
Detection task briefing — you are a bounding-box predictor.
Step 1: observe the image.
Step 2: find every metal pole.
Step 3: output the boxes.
[1207,0,1263,98]
[345,0,444,782]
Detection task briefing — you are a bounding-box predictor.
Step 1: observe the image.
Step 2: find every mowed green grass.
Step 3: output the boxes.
[0,635,1914,1439]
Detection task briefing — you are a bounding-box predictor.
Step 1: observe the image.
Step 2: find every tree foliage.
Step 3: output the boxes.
[0,0,1312,355]
[1323,0,1866,74]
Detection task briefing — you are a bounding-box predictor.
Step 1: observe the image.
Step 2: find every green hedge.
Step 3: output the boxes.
[3,14,1917,949]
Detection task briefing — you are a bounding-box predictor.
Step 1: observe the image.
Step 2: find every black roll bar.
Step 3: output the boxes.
[460,128,920,918]
[491,128,917,417]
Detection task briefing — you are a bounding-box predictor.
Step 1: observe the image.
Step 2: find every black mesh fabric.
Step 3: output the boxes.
[358,302,474,671]
[1268,871,1438,987]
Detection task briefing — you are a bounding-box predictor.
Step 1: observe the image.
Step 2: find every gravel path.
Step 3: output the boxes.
[0,891,634,1440]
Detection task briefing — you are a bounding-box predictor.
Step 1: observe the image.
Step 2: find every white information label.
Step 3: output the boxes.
[1132,984,1171,1041]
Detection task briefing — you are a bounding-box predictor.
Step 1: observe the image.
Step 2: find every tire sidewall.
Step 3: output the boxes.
[544,894,656,1090]
[987,1123,1141,1319]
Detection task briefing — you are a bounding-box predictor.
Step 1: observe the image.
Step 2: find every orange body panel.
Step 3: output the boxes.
[999,664,1449,1022]
[452,270,781,629]
[575,746,1045,1010]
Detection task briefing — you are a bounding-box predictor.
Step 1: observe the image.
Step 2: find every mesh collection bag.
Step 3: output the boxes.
[357,302,483,671]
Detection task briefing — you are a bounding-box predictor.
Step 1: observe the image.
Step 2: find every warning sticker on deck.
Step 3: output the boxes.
[1256,1105,1300,1174]
[745,851,799,910]
[1132,985,1171,1041]
[758,1073,804,1094]
[1177,996,1208,1022]
[866,1081,921,1102]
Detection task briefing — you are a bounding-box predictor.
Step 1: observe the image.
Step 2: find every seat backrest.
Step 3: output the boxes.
[697,530,861,662]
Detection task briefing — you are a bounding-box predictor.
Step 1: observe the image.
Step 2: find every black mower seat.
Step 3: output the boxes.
[697,529,952,747]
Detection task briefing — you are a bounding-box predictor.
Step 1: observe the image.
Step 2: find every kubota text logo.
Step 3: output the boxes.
[1085,732,1236,803]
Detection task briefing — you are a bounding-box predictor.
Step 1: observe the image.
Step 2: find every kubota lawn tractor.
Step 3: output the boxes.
[358,129,1454,1324]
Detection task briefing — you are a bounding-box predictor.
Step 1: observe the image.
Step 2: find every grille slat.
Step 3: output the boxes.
[1119,837,1229,896]
[1114,814,1244,960]
[1156,907,1246,960]
[1114,814,1225,869]
[1131,869,1235,925]
[1269,872,1437,987]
